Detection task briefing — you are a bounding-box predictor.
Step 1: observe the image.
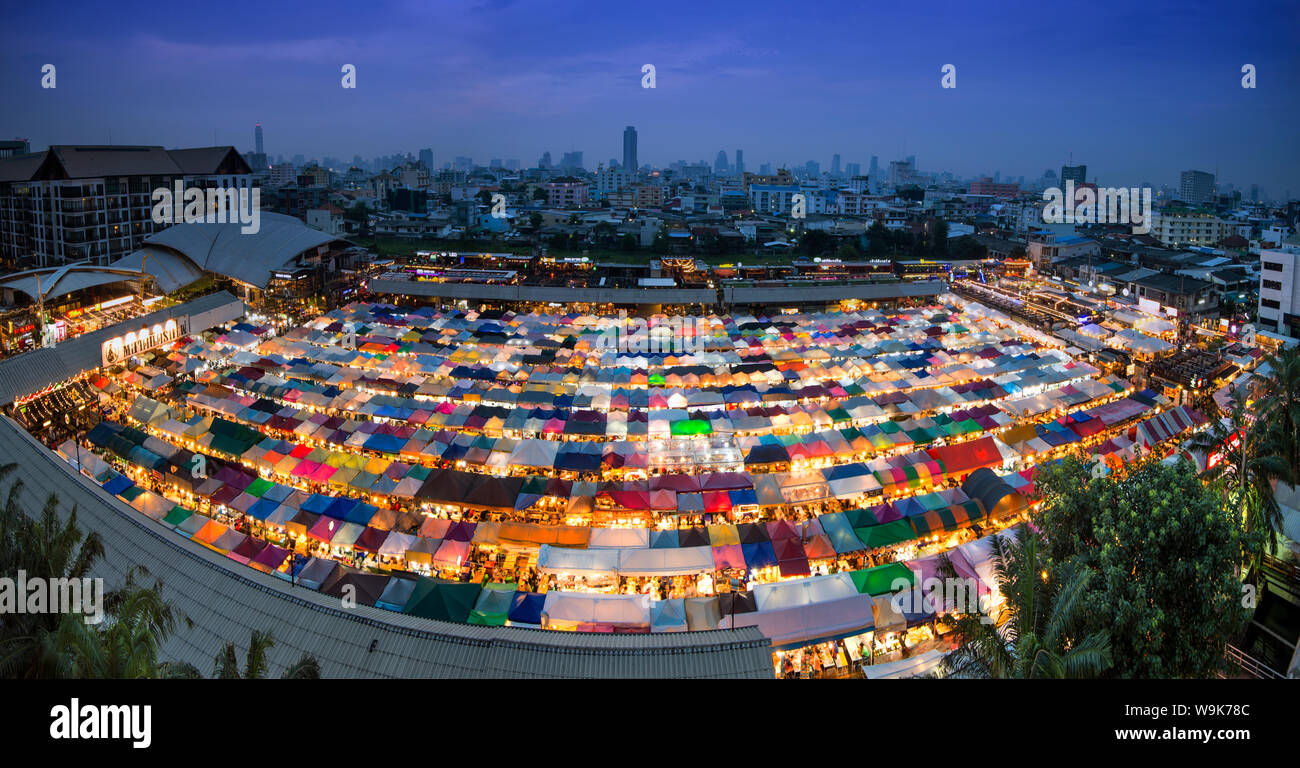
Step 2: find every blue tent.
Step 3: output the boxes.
[363,433,406,454]
[741,541,778,569]
[323,496,357,520]
[649,529,679,549]
[246,497,280,520]
[507,592,545,625]
[102,474,134,496]
[300,493,334,515]
[819,512,866,554]
[344,502,377,526]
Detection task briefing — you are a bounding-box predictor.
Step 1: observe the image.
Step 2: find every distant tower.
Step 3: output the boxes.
[831,154,841,176]
[623,126,638,172]
[255,123,264,155]
[735,149,744,175]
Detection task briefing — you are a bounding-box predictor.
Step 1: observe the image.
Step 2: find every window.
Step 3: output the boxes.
[1264,279,1282,291]
[1262,299,1281,310]
[1264,261,1284,272]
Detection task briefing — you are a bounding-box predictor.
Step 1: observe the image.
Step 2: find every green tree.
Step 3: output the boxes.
[1035,457,1250,678]
[1257,345,1300,477]
[0,466,190,679]
[532,187,548,202]
[799,229,834,257]
[938,522,1112,679]
[211,629,320,679]
[1186,388,1289,574]
[928,219,949,258]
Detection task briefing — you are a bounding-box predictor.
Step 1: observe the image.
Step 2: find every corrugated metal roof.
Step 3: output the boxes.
[0,417,774,678]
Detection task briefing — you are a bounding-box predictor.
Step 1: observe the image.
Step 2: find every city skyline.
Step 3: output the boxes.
[1,0,1297,194]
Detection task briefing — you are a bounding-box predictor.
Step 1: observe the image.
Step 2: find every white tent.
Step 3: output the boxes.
[616,546,714,577]
[728,594,874,647]
[587,527,650,549]
[754,572,858,612]
[541,592,650,627]
[535,544,619,577]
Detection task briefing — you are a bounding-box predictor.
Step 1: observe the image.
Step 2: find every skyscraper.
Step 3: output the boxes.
[623,126,638,172]
[255,123,263,155]
[715,150,729,174]
[831,154,841,176]
[1061,164,1087,185]
[419,148,433,170]
[1180,170,1216,206]
[735,149,744,175]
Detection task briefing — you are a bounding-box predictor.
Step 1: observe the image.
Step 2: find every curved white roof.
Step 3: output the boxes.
[139,213,348,289]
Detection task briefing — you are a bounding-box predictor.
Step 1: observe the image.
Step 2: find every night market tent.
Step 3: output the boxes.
[541,592,651,629]
[728,594,876,649]
[403,578,482,623]
[862,648,947,679]
[295,557,343,590]
[754,572,858,611]
[468,582,518,626]
[650,598,689,632]
[507,592,546,625]
[818,513,867,554]
[375,577,418,612]
[615,546,715,577]
[849,562,918,596]
[536,545,620,578]
[322,572,390,606]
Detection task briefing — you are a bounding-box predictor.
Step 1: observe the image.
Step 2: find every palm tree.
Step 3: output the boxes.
[1256,345,1300,476]
[211,630,321,679]
[1186,387,1291,574]
[0,466,190,679]
[937,522,1112,679]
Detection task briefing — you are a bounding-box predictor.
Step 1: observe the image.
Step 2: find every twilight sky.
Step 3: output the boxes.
[2,0,1298,195]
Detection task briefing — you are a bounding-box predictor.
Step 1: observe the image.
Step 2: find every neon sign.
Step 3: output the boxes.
[101,317,188,366]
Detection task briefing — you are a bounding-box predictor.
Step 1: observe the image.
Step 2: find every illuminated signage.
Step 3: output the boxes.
[101,317,188,366]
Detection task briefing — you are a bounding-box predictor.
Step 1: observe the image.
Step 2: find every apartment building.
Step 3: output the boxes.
[0,145,253,269]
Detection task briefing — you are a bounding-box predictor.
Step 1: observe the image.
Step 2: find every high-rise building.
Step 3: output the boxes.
[845,162,861,177]
[419,148,433,170]
[0,145,254,268]
[560,151,584,171]
[538,151,552,170]
[623,126,638,173]
[1179,169,1216,206]
[1061,164,1087,185]
[805,160,820,177]
[831,154,841,176]
[715,151,729,174]
[735,150,744,176]
[255,123,264,155]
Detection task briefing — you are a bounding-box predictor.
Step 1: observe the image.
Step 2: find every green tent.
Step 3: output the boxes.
[841,508,878,528]
[403,578,482,623]
[467,582,518,626]
[670,419,712,436]
[850,562,917,596]
[163,505,193,527]
[245,477,274,498]
[854,518,916,549]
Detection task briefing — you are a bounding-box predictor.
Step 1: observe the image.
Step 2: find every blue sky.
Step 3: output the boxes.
[2,0,1298,195]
